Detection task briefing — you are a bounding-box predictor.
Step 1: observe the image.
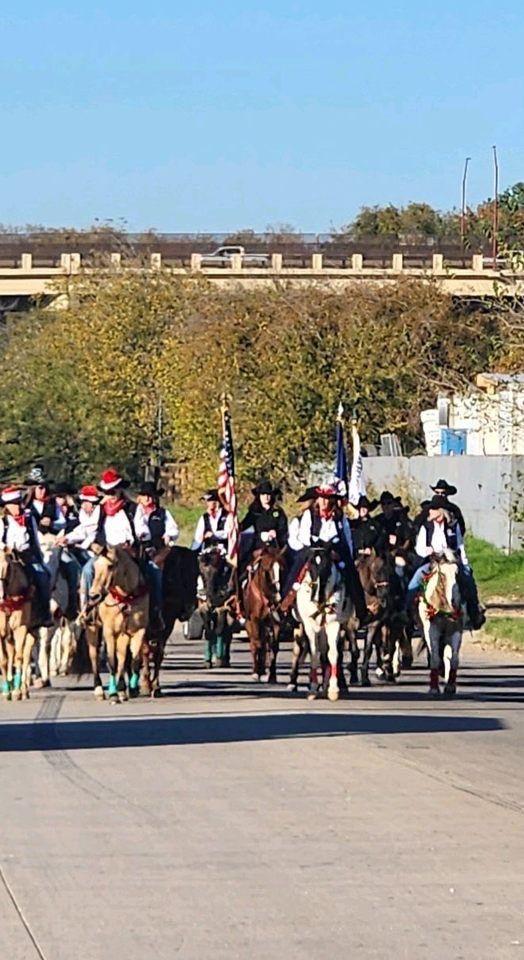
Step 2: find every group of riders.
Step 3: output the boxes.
[0,462,485,694]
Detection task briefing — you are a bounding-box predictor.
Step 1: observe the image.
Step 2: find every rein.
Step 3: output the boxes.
[108,583,148,609]
[419,568,461,621]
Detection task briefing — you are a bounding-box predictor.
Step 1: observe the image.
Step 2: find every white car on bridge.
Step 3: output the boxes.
[200,245,270,267]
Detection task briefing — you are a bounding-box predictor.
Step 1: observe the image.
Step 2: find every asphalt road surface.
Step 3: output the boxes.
[0,632,523,960]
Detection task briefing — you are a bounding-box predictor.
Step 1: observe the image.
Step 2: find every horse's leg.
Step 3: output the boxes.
[347,624,360,684]
[214,610,226,667]
[325,620,340,701]
[443,630,461,696]
[307,630,321,700]
[21,630,35,700]
[104,623,119,702]
[246,620,261,680]
[427,622,441,696]
[35,627,52,688]
[382,624,396,683]
[267,621,279,684]
[0,634,11,699]
[140,638,153,697]
[85,623,104,699]
[115,632,130,703]
[6,635,15,695]
[360,623,375,686]
[287,628,304,692]
[128,630,146,699]
[60,622,74,676]
[12,626,28,701]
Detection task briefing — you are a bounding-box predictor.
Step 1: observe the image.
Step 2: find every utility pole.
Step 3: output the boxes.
[492,145,499,265]
[460,157,471,252]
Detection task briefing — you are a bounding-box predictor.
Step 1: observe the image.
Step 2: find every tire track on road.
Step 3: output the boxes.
[34,695,163,826]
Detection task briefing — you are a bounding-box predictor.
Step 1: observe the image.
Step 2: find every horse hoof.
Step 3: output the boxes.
[118,691,128,703]
[22,690,30,700]
[2,691,11,701]
[427,687,440,697]
[151,687,162,699]
[252,672,261,682]
[128,686,139,699]
[359,676,371,687]
[204,661,213,670]
[375,667,385,679]
[94,686,105,700]
[33,678,49,690]
[327,689,339,702]
[443,685,456,697]
[307,691,318,701]
[12,690,22,702]
[286,683,297,693]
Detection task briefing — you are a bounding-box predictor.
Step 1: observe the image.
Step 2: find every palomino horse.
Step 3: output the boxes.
[75,546,149,702]
[242,547,284,682]
[353,553,403,686]
[0,551,34,700]
[36,534,77,687]
[295,543,353,701]
[197,547,235,668]
[417,551,465,697]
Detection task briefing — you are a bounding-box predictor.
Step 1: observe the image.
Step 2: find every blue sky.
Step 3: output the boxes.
[1,1,523,231]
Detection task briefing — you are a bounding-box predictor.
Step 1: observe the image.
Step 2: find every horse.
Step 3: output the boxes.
[242,547,284,682]
[0,551,35,700]
[354,552,404,686]
[197,546,235,668]
[35,534,78,687]
[73,546,149,702]
[417,551,465,697]
[140,545,199,697]
[294,542,353,701]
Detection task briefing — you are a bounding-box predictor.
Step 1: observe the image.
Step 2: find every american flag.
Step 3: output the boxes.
[218,404,240,564]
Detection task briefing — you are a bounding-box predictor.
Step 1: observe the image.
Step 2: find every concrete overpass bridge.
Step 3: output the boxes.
[0,251,522,314]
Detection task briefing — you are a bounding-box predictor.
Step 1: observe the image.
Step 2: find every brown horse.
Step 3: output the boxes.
[0,551,34,701]
[242,548,284,682]
[353,552,401,686]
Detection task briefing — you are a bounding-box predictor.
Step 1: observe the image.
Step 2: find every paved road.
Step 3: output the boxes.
[0,633,523,960]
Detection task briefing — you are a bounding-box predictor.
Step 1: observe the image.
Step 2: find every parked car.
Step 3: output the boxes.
[200,245,270,267]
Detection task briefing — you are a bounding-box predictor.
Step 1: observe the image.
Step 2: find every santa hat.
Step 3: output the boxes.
[79,484,101,503]
[1,486,24,505]
[98,469,129,493]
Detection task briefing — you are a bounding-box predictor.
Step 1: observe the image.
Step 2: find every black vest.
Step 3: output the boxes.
[423,519,459,553]
[146,507,168,550]
[203,510,228,536]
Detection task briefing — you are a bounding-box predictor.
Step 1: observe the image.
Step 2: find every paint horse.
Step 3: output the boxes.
[417,551,465,697]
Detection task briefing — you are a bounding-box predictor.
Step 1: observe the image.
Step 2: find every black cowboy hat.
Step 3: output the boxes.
[53,481,76,497]
[427,494,449,510]
[201,488,220,502]
[24,464,52,487]
[252,480,280,497]
[430,478,457,496]
[137,481,165,498]
[356,494,379,511]
[378,490,397,505]
[296,485,317,503]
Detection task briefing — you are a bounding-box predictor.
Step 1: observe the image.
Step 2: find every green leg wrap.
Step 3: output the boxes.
[215,635,225,660]
[204,637,213,663]
[2,679,11,694]
[13,672,22,691]
[108,676,118,696]
[129,673,139,691]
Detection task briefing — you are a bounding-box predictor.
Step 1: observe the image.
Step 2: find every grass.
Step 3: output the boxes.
[168,503,202,547]
[466,536,524,600]
[484,617,524,650]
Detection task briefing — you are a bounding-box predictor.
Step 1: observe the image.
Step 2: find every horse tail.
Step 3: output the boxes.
[70,624,92,677]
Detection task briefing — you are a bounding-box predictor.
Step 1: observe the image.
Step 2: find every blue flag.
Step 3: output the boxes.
[335,402,348,498]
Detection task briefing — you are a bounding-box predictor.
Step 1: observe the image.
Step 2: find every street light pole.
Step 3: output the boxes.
[492,145,499,264]
[460,156,471,252]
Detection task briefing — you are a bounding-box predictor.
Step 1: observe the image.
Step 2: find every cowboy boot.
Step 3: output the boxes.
[444,668,457,696]
[428,668,440,697]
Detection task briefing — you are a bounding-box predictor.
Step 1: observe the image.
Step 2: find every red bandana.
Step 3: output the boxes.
[103,498,125,517]
[13,514,26,527]
[320,509,334,521]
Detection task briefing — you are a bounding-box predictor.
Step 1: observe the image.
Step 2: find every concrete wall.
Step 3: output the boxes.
[361,454,524,552]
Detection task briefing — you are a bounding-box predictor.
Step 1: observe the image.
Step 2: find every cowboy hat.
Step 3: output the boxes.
[137,481,165,498]
[430,478,457,496]
[252,480,280,497]
[78,484,101,503]
[355,494,379,511]
[296,485,317,503]
[201,488,220,502]
[427,494,449,511]
[0,485,24,505]
[378,490,397,505]
[98,468,130,492]
[315,483,342,499]
[24,465,51,486]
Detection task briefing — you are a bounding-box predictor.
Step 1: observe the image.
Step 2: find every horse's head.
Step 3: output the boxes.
[423,552,462,620]
[252,546,284,605]
[106,546,143,595]
[358,552,393,618]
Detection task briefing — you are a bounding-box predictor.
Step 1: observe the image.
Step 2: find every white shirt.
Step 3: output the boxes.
[288,515,303,552]
[64,506,100,550]
[0,515,34,553]
[191,510,228,551]
[296,509,354,555]
[104,509,136,547]
[415,519,468,565]
[134,504,179,544]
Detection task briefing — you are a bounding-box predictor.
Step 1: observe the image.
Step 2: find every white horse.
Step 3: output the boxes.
[417,551,465,697]
[36,534,78,687]
[294,545,353,701]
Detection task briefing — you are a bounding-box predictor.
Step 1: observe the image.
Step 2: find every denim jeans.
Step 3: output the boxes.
[80,556,96,607]
[146,560,163,612]
[30,562,51,617]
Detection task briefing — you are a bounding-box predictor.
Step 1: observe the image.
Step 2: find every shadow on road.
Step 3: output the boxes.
[0,711,505,753]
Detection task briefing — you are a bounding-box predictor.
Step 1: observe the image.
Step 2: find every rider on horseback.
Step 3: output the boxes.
[350,495,381,557]
[135,481,179,634]
[240,480,288,568]
[281,483,367,623]
[0,485,53,625]
[406,495,485,629]
[58,485,101,614]
[191,489,229,552]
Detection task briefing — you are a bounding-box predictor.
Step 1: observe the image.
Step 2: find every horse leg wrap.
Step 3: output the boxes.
[215,635,225,660]
[13,671,22,692]
[108,676,118,697]
[2,679,11,694]
[129,673,140,691]
[430,668,440,690]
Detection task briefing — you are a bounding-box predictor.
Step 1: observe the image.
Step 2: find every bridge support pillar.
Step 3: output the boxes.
[190,254,202,271]
[21,253,32,271]
[311,253,323,271]
[432,254,444,273]
[392,253,403,271]
[352,254,363,271]
[230,254,243,271]
[271,253,282,271]
[472,255,484,272]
